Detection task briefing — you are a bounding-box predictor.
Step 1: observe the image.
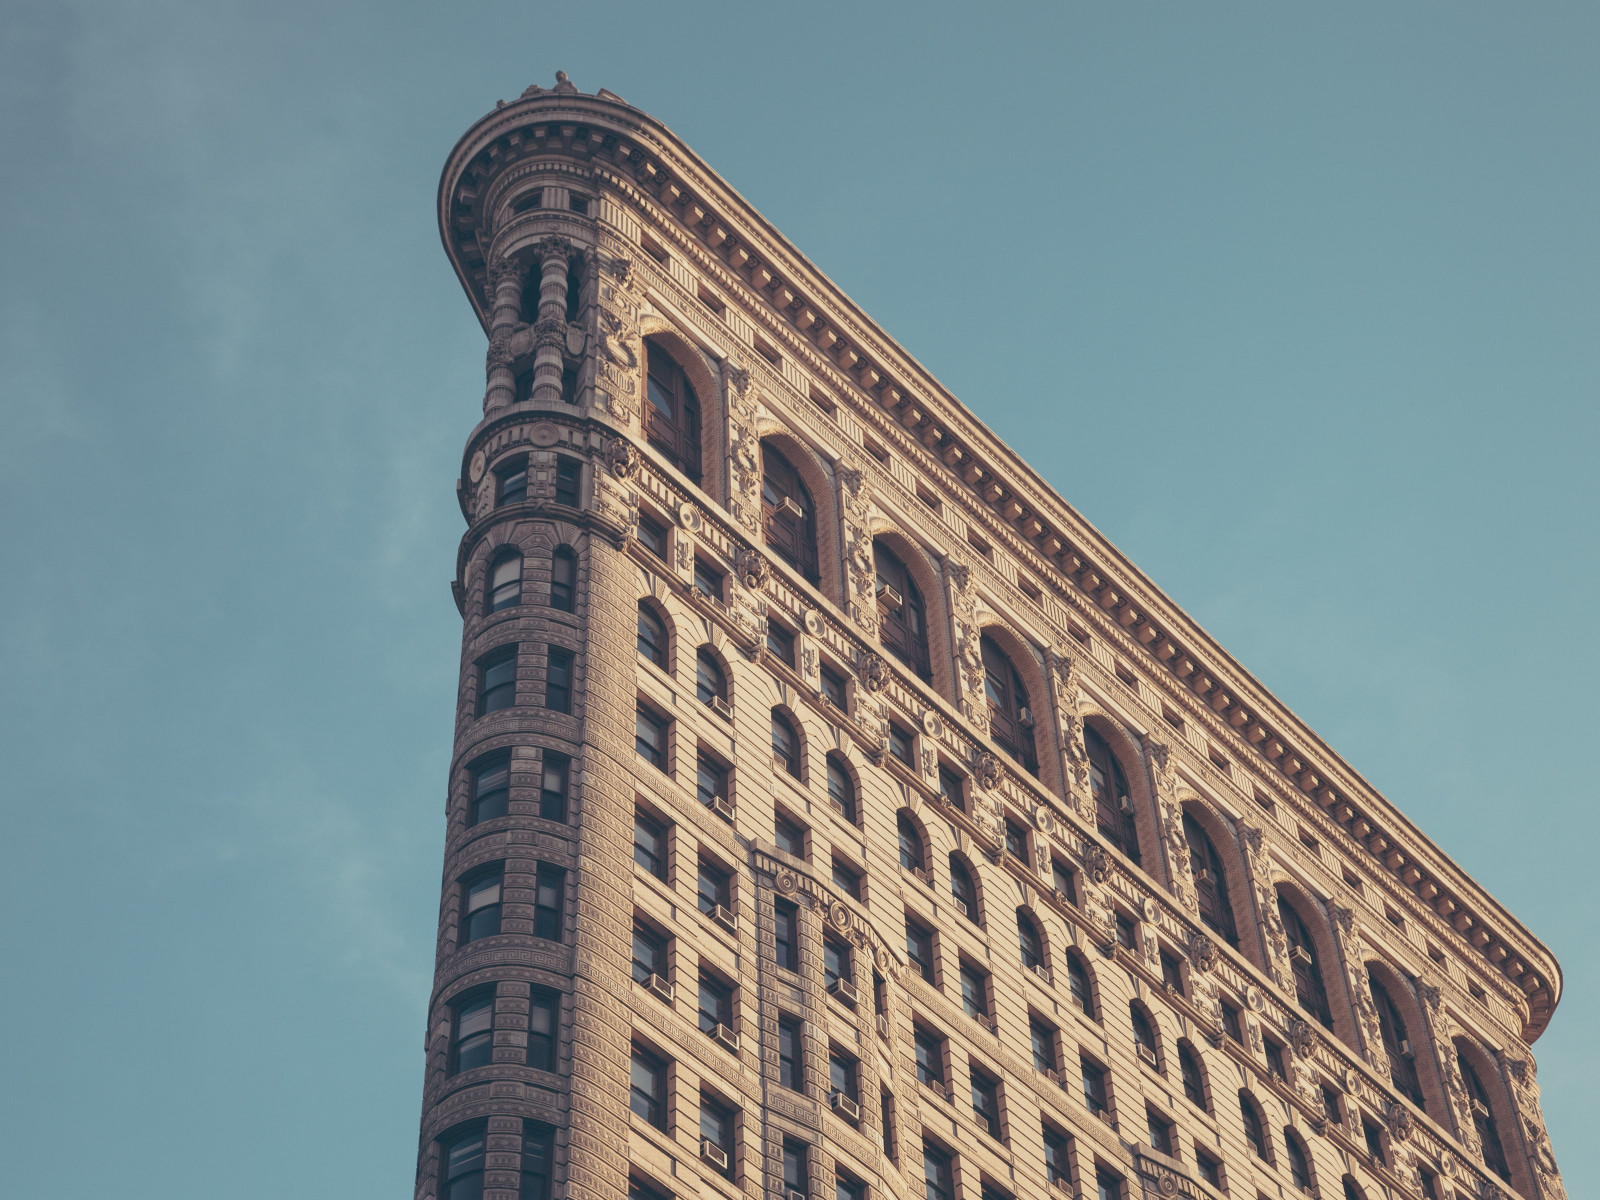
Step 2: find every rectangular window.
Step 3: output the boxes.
[1095,1169,1124,1200]
[766,622,795,668]
[549,547,575,612]
[1363,1118,1386,1164]
[527,990,558,1072]
[960,965,990,1021]
[820,664,849,708]
[1005,820,1029,863]
[441,1128,486,1200]
[905,916,935,983]
[937,766,965,809]
[636,514,667,560]
[1159,950,1184,993]
[469,755,510,825]
[823,939,852,994]
[699,1093,735,1176]
[519,1122,554,1200]
[775,814,806,857]
[888,722,914,766]
[778,1016,802,1091]
[828,1048,858,1103]
[970,1068,1001,1138]
[1194,1148,1221,1188]
[1220,999,1243,1043]
[554,455,581,506]
[831,859,861,901]
[629,1044,668,1129]
[634,809,667,879]
[1146,1108,1173,1155]
[631,921,667,985]
[533,864,563,941]
[479,647,517,715]
[539,752,569,821]
[697,858,731,916]
[914,1028,945,1087]
[635,704,668,770]
[693,559,724,601]
[783,1140,809,1199]
[568,194,588,215]
[1114,913,1137,950]
[922,1142,954,1200]
[496,457,528,505]
[1051,859,1077,905]
[545,647,573,713]
[881,1088,896,1159]
[1043,1126,1072,1186]
[462,867,503,943]
[450,992,495,1074]
[696,755,729,813]
[1029,1020,1058,1073]
[697,974,732,1035]
[1080,1058,1108,1115]
[774,900,799,972]
[1264,1034,1288,1081]
[835,1174,864,1200]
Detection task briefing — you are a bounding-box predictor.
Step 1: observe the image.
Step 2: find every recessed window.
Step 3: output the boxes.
[496,456,529,506]
[778,1015,802,1090]
[774,900,798,971]
[863,436,889,463]
[949,856,978,923]
[527,991,558,1072]
[761,441,820,583]
[539,752,569,822]
[696,283,725,315]
[782,1140,809,1200]
[875,540,932,681]
[549,546,576,612]
[697,973,733,1038]
[696,754,729,816]
[1115,662,1137,689]
[820,664,848,708]
[823,938,853,996]
[553,456,581,506]
[1239,1092,1269,1161]
[981,635,1038,775]
[461,867,503,943]
[1130,1005,1160,1070]
[1017,910,1045,972]
[1184,813,1239,948]
[960,964,990,1021]
[1159,950,1183,993]
[1369,969,1426,1107]
[699,1091,735,1176]
[1208,746,1230,774]
[695,649,727,710]
[1066,953,1095,1018]
[636,514,668,560]
[1253,789,1277,815]
[1005,819,1029,863]
[771,710,801,778]
[1264,1033,1288,1081]
[545,647,573,713]
[1322,1084,1343,1126]
[1114,912,1137,951]
[640,232,669,265]
[533,864,564,940]
[937,765,965,810]
[469,754,510,825]
[897,812,926,872]
[1286,1128,1313,1190]
[825,756,856,823]
[775,813,806,857]
[1080,1057,1109,1116]
[1086,724,1140,865]
[450,992,495,1074]
[913,1028,945,1088]
[1385,904,1405,929]
[512,188,543,213]
[631,921,667,986]
[635,704,668,770]
[905,916,935,983]
[754,334,782,367]
[1052,859,1078,907]
[520,1122,555,1200]
[637,603,667,667]
[629,1044,668,1129]
[692,559,724,601]
[922,1142,954,1200]
[887,721,914,766]
[696,858,731,917]
[1030,1020,1058,1073]
[1299,827,1321,855]
[1018,577,1041,602]
[835,1173,864,1200]
[1179,1041,1207,1110]
[1095,1168,1124,1200]
[1043,1126,1072,1186]
[565,260,582,323]
[634,809,667,879]
[440,1128,486,1200]
[1280,893,1334,1029]
[568,193,588,215]
[1220,999,1243,1043]
[966,529,991,559]
[970,1068,1001,1139]
[1342,867,1364,894]
[1146,1107,1173,1155]
[644,342,701,482]
[1362,1117,1385,1164]
[831,858,861,901]
[478,647,517,715]
[828,1048,859,1108]
[487,550,523,613]
[1194,1147,1221,1188]
[1161,705,1185,732]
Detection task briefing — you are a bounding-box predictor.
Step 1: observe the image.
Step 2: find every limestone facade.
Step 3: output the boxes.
[418,73,1565,1200]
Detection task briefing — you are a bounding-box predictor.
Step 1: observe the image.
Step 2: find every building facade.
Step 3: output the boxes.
[419,73,1566,1200]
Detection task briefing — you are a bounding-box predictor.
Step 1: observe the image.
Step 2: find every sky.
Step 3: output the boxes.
[0,2,1594,1196]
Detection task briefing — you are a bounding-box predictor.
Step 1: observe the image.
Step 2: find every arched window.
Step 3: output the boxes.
[874,540,931,680]
[1178,1041,1207,1110]
[695,649,727,709]
[1278,893,1333,1029]
[1368,969,1426,1109]
[1183,812,1238,948]
[1285,1129,1312,1191]
[1086,725,1140,865]
[636,603,667,668]
[549,546,576,612]
[487,550,522,613]
[1130,1005,1160,1070]
[1239,1092,1269,1161]
[981,635,1037,774]
[948,855,979,924]
[1342,1177,1367,1200]
[760,442,819,583]
[770,710,801,779]
[826,755,856,823]
[897,812,926,872]
[1456,1044,1511,1182]
[1065,951,1095,1018]
[1016,909,1045,972]
[643,341,701,482]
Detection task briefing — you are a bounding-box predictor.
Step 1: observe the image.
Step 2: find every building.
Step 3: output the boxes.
[418,72,1566,1200]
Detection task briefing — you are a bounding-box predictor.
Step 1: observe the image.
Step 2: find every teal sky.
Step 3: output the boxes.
[1,3,1595,1197]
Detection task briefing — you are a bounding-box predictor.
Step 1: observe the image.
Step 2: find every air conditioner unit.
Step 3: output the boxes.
[711,903,738,934]
[776,496,804,521]
[710,796,734,823]
[1289,946,1313,966]
[876,1014,891,1040]
[1118,793,1134,812]
[1046,1068,1064,1085]
[710,1023,740,1053]
[1137,1044,1159,1069]
[829,977,859,1005]
[644,973,674,1003]
[1471,1098,1490,1119]
[912,867,934,888]
[876,582,904,611]
[1018,706,1036,728]
[699,1139,729,1169]
[1193,868,1213,884]
[1030,963,1053,985]
[786,1190,808,1200]
[921,1079,946,1101]
[1398,1039,1415,1059]
[953,897,969,917]
[710,695,732,720]
[829,1091,861,1121]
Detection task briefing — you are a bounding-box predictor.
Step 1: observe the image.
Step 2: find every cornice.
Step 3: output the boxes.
[436,86,1559,1040]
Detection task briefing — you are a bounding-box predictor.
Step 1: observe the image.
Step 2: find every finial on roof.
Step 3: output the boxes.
[553,70,578,94]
